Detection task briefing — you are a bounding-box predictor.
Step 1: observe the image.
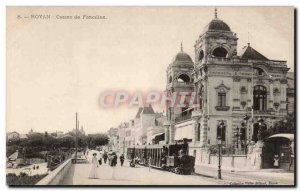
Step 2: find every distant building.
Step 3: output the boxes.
[28,129,34,135]
[107,127,119,151]
[71,126,85,136]
[6,132,20,141]
[19,134,28,139]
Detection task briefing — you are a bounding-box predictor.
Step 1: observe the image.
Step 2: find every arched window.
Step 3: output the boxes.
[212,47,228,58]
[199,50,204,61]
[177,74,190,83]
[168,76,172,83]
[253,85,267,111]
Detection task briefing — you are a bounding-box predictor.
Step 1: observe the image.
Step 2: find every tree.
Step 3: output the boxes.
[86,134,109,148]
[267,113,295,136]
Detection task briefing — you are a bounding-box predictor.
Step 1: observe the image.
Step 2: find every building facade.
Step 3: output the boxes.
[163,10,290,159]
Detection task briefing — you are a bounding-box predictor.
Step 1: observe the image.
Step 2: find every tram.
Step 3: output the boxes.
[127,142,195,175]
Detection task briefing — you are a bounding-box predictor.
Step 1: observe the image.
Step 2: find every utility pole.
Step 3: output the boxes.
[75,112,78,163]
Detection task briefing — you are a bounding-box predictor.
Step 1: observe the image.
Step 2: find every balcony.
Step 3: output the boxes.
[175,113,192,123]
[191,109,203,119]
[207,57,232,64]
[215,106,230,111]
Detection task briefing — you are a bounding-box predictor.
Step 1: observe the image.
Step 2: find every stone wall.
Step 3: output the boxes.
[190,146,259,171]
[36,158,72,185]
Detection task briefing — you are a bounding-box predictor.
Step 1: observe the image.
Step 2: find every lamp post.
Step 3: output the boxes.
[217,136,222,179]
[257,118,264,142]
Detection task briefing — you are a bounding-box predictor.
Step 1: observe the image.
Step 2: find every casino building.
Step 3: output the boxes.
[163,9,291,160]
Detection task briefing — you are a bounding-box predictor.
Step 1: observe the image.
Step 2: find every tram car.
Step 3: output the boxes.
[127,143,195,175]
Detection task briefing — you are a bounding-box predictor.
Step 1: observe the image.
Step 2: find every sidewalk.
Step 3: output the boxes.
[197,162,293,173]
[194,164,294,185]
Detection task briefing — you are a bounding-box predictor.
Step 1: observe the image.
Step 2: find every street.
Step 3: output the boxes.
[61,150,224,185]
[61,150,294,186]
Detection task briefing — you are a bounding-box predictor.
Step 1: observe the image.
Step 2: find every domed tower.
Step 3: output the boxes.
[195,8,238,65]
[165,43,194,144]
[192,8,239,148]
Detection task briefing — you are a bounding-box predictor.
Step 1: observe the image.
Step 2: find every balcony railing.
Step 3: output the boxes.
[175,113,192,123]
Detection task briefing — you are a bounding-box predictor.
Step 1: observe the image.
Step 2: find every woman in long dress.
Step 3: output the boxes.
[88,153,99,179]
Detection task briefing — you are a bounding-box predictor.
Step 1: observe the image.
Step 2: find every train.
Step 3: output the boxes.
[126,142,195,175]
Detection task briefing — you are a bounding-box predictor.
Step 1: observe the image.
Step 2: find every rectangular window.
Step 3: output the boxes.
[197,124,201,141]
[217,125,226,141]
[218,93,226,107]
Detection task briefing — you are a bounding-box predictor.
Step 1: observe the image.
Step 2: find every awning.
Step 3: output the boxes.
[267,133,294,142]
[174,124,193,141]
[151,132,164,140]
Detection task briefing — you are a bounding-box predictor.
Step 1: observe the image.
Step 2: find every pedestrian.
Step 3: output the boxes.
[274,155,279,168]
[103,152,108,164]
[98,157,102,165]
[113,154,118,167]
[120,154,125,166]
[33,165,35,170]
[88,153,99,179]
[110,153,117,167]
[36,165,39,170]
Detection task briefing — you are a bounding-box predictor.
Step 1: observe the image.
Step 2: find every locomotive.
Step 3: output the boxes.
[127,142,195,175]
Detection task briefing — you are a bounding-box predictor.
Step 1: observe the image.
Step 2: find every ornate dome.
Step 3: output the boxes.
[174,52,193,62]
[171,43,193,65]
[205,19,231,32]
[203,9,231,32]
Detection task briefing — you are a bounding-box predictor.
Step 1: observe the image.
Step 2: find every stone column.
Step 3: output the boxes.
[247,78,252,110]
[201,77,208,147]
[163,121,170,144]
[280,79,287,112]
[169,123,175,144]
[192,117,200,145]
[201,117,208,147]
[233,77,241,110]
[269,79,274,110]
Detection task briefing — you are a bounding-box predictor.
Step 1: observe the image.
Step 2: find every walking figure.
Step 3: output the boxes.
[110,153,118,167]
[120,154,125,166]
[103,152,108,164]
[274,155,279,168]
[88,153,99,179]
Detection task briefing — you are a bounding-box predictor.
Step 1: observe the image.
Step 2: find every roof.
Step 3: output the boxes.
[7,131,19,135]
[135,107,143,118]
[171,43,194,66]
[135,104,155,118]
[173,51,193,63]
[239,44,269,61]
[142,104,155,114]
[267,133,294,142]
[203,19,231,32]
[19,134,28,139]
[8,150,24,159]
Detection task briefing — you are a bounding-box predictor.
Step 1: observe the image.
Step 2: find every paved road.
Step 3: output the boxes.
[61,150,223,185]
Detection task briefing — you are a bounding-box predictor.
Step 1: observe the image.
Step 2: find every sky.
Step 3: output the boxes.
[6,7,294,134]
